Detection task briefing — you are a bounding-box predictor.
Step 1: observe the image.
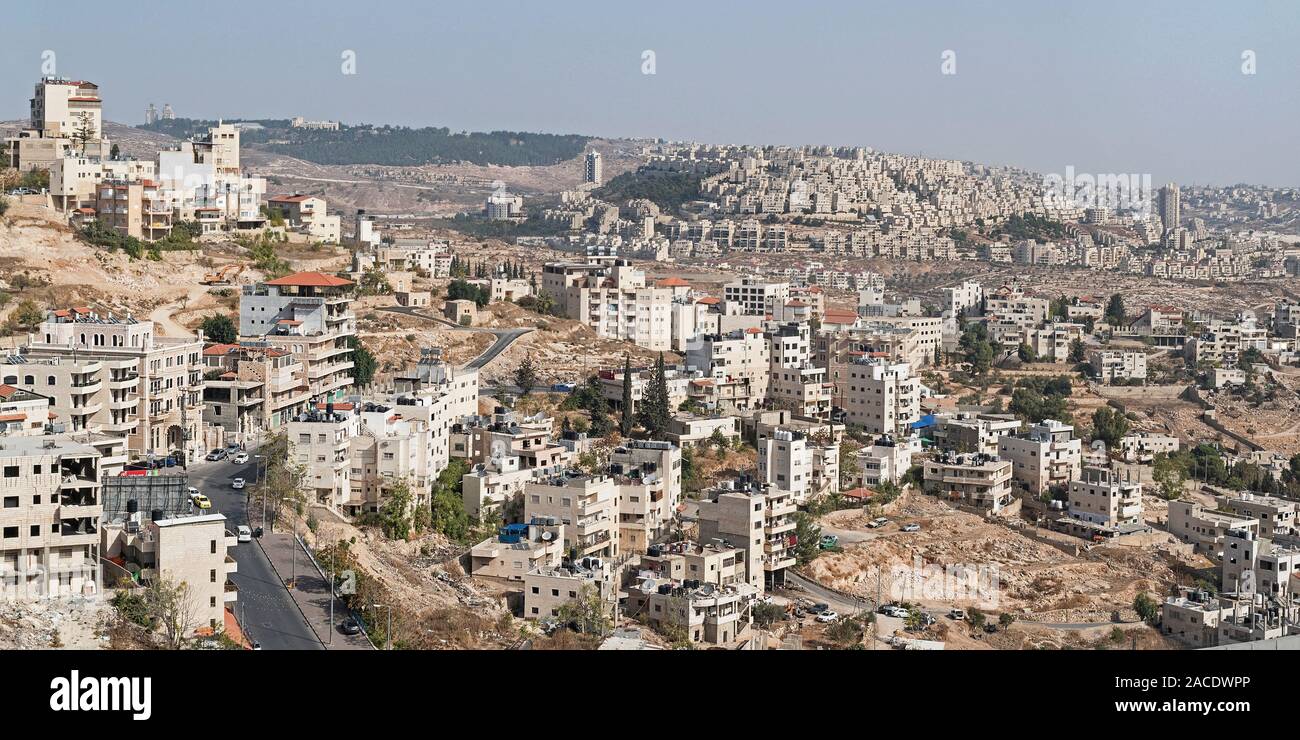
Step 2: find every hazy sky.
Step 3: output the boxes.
[5,0,1298,186]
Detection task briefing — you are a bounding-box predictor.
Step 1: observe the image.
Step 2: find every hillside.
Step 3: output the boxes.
[141,118,591,167]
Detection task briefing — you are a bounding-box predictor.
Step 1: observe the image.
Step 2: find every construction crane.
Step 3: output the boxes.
[202,264,245,286]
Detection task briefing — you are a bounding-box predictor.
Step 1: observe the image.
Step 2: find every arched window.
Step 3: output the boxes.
[24,375,34,385]
[2,375,16,385]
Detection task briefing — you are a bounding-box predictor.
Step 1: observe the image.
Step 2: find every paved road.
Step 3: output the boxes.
[186,455,323,651]
[380,306,531,370]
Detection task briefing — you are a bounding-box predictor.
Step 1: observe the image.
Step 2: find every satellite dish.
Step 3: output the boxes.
[541,531,553,541]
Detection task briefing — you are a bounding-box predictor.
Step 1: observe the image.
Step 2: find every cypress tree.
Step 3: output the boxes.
[620,355,634,436]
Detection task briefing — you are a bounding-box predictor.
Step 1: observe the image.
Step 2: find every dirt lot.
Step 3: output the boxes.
[807,491,1206,628]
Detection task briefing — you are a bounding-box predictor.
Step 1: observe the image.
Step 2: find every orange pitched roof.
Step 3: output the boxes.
[264,271,353,288]
[655,277,690,287]
[0,413,27,423]
[316,402,355,411]
[696,296,721,305]
[203,343,239,356]
[0,384,17,399]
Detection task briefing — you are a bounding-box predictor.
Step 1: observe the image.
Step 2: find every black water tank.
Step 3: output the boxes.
[126,499,139,514]
[151,508,165,521]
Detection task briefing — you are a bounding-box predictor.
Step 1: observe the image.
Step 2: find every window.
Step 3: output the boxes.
[2,527,17,538]
[210,569,217,583]
[210,539,217,554]
[3,497,17,508]
[2,466,18,478]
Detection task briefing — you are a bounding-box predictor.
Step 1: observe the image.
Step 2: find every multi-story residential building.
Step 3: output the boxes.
[996,419,1082,495]
[609,440,681,554]
[1160,589,1228,648]
[522,560,615,622]
[625,572,757,647]
[1215,493,1297,540]
[757,428,839,505]
[597,364,691,416]
[1118,432,1179,463]
[723,278,790,316]
[857,435,917,487]
[0,384,51,436]
[93,179,173,242]
[838,357,919,435]
[1067,466,1142,529]
[1167,499,1258,559]
[922,452,1014,512]
[583,150,603,185]
[523,474,619,560]
[697,478,797,590]
[101,510,239,635]
[542,260,672,350]
[266,194,342,243]
[18,307,207,461]
[201,343,311,440]
[1125,306,1186,349]
[767,322,832,419]
[239,272,356,403]
[1089,350,1148,384]
[930,412,1022,455]
[685,329,771,411]
[468,518,565,581]
[1221,528,1300,601]
[0,437,106,601]
[288,403,360,512]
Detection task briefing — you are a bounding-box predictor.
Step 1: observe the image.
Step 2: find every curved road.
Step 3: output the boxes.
[380,306,532,370]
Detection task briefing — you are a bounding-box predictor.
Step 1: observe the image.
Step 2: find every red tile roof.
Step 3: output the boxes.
[655,277,690,287]
[696,297,721,305]
[264,271,353,288]
[0,384,19,399]
[203,343,239,356]
[316,402,355,411]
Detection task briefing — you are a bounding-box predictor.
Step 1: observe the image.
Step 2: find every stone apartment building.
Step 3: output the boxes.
[523,474,619,561]
[609,440,681,554]
[0,437,106,601]
[542,260,672,350]
[15,307,208,462]
[767,322,832,420]
[239,272,356,403]
[685,328,771,412]
[1067,466,1143,529]
[0,384,51,436]
[468,518,565,581]
[1089,350,1148,384]
[923,452,1014,512]
[757,428,839,506]
[697,478,797,590]
[997,419,1082,495]
[201,343,311,440]
[838,357,919,435]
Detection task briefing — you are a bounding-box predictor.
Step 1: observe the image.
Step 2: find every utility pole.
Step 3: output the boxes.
[372,603,392,649]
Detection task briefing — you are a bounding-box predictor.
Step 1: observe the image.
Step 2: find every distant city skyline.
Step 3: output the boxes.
[4,0,1299,187]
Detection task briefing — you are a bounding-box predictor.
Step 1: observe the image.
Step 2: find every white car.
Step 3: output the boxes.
[901,523,921,532]
[866,517,888,529]
[232,452,250,465]
[236,525,252,543]
[884,606,910,618]
[815,610,839,623]
[232,478,245,490]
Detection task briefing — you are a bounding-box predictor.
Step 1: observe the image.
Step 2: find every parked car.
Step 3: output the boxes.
[883,605,909,619]
[205,449,228,461]
[901,523,921,532]
[226,442,241,452]
[251,640,262,651]
[815,610,839,623]
[339,618,362,636]
[949,609,967,621]
[866,517,888,529]
[808,602,830,614]
[236,525,252,543]
[232,478,245,490]
[818,534,839,549]
[186,486,201,497]
[190,493,212,510]
[232,452,250,465]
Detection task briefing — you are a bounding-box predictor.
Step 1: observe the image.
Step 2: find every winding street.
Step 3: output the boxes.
[379,305,532,370]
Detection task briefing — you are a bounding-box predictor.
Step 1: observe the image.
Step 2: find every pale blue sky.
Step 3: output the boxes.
[4,0,1297,185]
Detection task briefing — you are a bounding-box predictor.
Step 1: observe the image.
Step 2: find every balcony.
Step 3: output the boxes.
[223,580,239,603]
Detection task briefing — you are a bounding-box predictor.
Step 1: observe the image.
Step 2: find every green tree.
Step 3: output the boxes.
[637,352,672,439]
[199,313,237,344]
[378,478,415,540]
[145,577,201,650]
[10,298,43,331]
[619,356,634,436]
[557,584,612,636]
[430,459,472,541]
[347,335,377,386]
[514,357,539,396]
[1017,343,1036,363]
[753,602,786,627]
[1068,337,1087,363]
[1091,406,1130,448]
[1133,591,1159,623]
[1152,453,1187,500]
[792,513,822,565]
[967,607,986,631]
[1105,294,1126,327]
